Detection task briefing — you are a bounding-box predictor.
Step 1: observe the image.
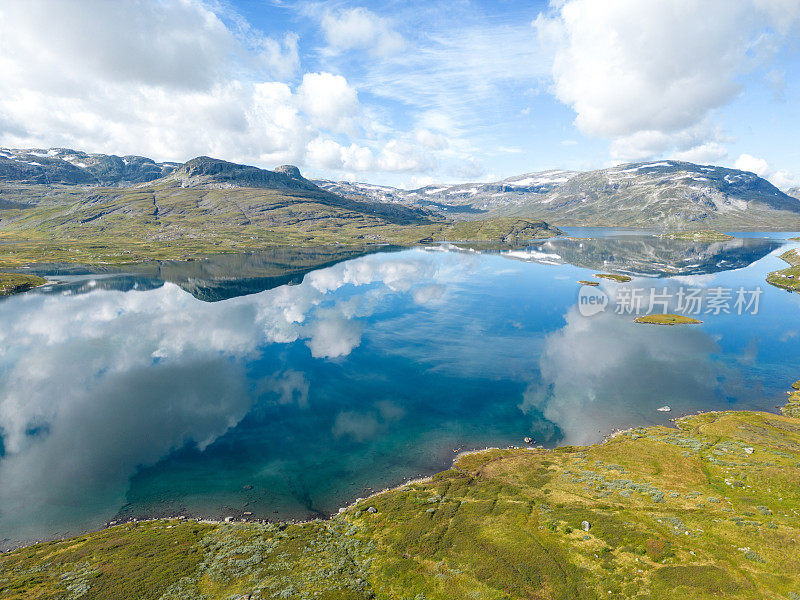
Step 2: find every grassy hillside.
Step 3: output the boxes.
[0,181,564,268]
[2,385,799,599]
[0,272,46,296]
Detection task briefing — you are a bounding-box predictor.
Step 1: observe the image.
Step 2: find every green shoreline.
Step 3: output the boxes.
[766,248,800,292]
[0,272,47,297]
[2,385,799,599]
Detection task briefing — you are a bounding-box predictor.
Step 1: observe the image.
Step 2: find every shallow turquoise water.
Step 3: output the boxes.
[1,234,799,547]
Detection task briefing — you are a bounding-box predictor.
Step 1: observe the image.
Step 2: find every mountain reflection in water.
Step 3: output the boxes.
[502,235,780,277]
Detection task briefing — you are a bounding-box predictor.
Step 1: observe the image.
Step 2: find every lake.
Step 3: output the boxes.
[1,232,799,548]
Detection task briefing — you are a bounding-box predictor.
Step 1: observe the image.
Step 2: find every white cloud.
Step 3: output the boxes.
[307,137,429,173]
[415,129,449,150]
[377,140,432,172]
[321,7,405,56]
[0,251,450,544]
[536,0,800,160]
[671,142,728,165]
[0,0,450,179]
[735,154,771,177]
[734,153,798,190]
[305,315,364,358]
[0,1,310,163]
[608,125,729,163]
[256,32,301,80]
[263,370,310,408]
[306,137,347,169]
[0,0,233,92]
[296,72,361,134]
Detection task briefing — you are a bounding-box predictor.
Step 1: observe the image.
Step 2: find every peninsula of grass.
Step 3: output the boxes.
[660,230,733,242]
[594,273,632,283]
[578,280,599,286]
[766,248,800,292]
[0,179,563,269]
[3,381,800,599]
[634,314,703,326]
[0,272,46,297]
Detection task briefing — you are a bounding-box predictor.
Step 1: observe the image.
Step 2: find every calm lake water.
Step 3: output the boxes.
[1,232,799,548]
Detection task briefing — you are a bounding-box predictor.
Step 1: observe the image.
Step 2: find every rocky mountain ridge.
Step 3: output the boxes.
[0,147,180,185]
[316,160,800,229]
[315,169,578,215]
[163,156,320,192]
[1,149,798,229]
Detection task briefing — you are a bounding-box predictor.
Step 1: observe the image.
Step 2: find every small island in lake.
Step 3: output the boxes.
[660,230,733,242]
[634,314,703,325]
[594,273,632,283]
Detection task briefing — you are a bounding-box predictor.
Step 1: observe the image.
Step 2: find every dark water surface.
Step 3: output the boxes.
[1,233,799,547]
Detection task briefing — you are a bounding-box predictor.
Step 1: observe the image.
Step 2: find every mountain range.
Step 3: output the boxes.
[316,160,800,230]
[1,149,799,257]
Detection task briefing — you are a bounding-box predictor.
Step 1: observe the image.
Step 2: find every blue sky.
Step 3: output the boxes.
[0,0,798,188]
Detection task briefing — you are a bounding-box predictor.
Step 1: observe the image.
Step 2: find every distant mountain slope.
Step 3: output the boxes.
[0,147,180,185]
[315,169,578,216]
[317,161,800,230]
[511,161,800,229]
[788,186,800,200]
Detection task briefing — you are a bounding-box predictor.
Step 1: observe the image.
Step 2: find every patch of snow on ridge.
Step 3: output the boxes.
[507,176,572,186]
[607,166,643,175]
[424,187,450,195]
[609,162,675,175]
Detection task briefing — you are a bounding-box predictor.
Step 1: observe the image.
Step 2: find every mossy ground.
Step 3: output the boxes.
[3,386,799,599]
[634,314,703,325]
[595,273,633,283]
[0,272,46,296]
